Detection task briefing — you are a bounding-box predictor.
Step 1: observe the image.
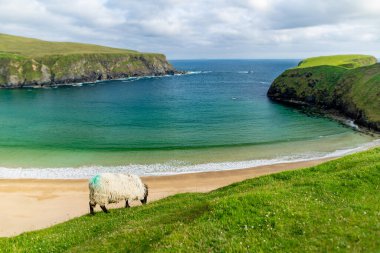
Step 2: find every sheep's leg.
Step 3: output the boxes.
[125,199,130,208]
[89,202,96,215]
[100,205,109,213]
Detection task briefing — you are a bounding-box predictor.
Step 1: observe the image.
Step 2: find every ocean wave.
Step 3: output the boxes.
[120,74,174,83]
[237,71,254,74]
[344,119,360,130]
[0,139,378,179]
[186,71,212,74]
[120,72,210,83]
[31,71,210,88]
[38,74,181,87]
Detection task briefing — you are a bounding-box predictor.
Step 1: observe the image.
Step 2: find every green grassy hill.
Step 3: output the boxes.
[0,33,175,87]
[1,147,379,252]
[336,64,380,125]
[297,54,377,69]
[0,33,138,57]
[268,55,380,131]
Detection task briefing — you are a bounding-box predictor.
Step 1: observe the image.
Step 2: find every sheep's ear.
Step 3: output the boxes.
[142,184,149,205]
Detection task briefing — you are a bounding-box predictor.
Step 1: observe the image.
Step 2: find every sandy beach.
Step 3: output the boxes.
[0,158,333,237]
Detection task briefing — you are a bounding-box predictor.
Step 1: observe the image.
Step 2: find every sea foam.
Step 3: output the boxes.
[0,139,378,179]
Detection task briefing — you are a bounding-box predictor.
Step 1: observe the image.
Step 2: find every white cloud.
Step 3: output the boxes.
[43,0,126,28]
[0,0,379,58]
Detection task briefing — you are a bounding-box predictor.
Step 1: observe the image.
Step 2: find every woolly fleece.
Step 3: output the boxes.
[89,173,146,206]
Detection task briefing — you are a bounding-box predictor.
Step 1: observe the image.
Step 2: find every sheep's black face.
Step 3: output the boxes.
[141,184,149,204]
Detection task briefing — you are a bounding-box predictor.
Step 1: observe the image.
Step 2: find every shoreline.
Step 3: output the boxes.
[269,98,380,135]
[1,138,379,179]
[0,71,187,89]
[0,157,332,237]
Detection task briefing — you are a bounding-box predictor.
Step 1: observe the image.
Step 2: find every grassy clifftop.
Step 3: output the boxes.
[0,33,138,57]
[297,54,377,69]
[0,147,379,252]
[0,34,176,87]
[268,55,380,131]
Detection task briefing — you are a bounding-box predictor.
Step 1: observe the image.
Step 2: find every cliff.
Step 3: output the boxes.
[0,33,177,87]
[267,55,380,131]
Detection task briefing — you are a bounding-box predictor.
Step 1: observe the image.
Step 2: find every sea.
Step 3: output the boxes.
[0,60,378,179]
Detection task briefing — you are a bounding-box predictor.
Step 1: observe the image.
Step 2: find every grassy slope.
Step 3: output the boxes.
[0,34,173,86]
[0,33,138,57]
[1,148,379,252]
[336,64,380,123]
[268,55,380,131]
[297,55,377,69]
[268,65,347,106]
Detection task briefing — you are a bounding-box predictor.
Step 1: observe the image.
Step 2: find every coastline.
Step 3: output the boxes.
[0,57,378,239]
[0,71,184,89]
[0,137,378,179]
[0,157,332,237]
[267,61,380,132]
[0,33,179,89]
[270,99,380,135]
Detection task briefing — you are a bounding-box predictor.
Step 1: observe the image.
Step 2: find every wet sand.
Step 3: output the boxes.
[0,158,331,237]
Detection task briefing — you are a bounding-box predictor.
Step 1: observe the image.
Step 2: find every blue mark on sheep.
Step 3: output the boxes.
[89,174,101,187]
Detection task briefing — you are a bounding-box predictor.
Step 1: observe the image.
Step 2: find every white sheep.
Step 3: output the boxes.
[89,173,148,214]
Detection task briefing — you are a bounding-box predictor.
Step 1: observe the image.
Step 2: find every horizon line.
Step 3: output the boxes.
[168,57,380,61]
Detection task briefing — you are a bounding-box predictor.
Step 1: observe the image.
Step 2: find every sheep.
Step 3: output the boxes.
[88,173,148,214]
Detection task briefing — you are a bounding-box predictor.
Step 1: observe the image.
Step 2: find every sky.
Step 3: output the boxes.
[0,0,379,59]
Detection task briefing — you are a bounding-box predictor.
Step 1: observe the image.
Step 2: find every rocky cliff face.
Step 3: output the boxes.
[267,63,380,132]
[0,53,177,88]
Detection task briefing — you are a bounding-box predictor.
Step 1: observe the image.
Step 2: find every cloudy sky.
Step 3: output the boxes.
[0,0,379,59]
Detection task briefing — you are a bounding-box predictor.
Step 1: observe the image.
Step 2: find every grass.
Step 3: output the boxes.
[0,33,172,86]
[268,55,380,131]
[0,33,138,57]
[297,55,377,69]
[268,65,348,106]
[0,147,379,252]
[336,64,380,123]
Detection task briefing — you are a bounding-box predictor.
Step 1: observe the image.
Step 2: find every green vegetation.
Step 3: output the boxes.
[268,55,379,131]
[1,148,379,252]
[268,65,347,106]
[0,33,175,87]
[336,64,380,124]
[0,33,138,57]
[297,54,377,69]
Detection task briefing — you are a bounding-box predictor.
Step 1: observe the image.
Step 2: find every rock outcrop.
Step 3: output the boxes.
[0,33,178,88]
[0,53,177,88]
[267,56,380,132]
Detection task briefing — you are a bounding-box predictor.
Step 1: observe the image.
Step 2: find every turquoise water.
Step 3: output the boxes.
[0,60,377,178]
